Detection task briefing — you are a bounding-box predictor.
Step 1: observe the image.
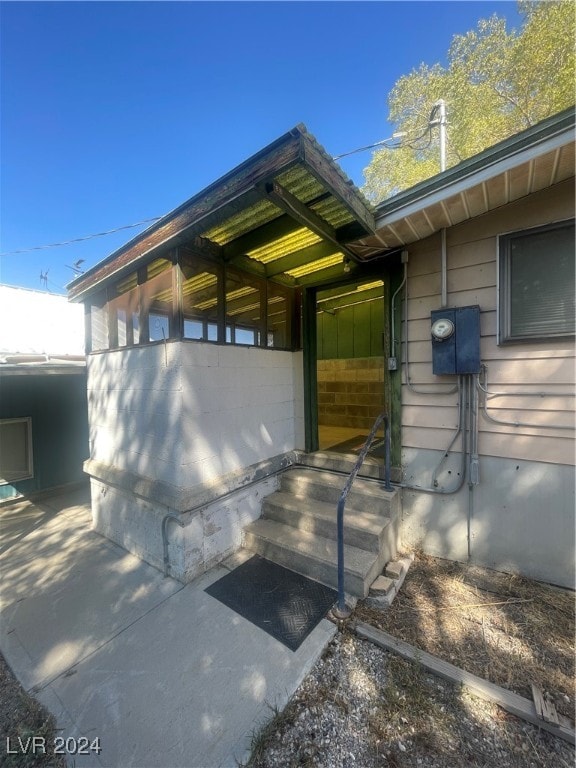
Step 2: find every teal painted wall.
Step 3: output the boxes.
[0,373,89,500]
[317,300,384,360]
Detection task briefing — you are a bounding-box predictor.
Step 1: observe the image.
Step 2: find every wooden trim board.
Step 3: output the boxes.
[355,621,575,746]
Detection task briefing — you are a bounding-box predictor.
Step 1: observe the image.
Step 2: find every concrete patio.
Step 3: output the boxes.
[0,488,335,767]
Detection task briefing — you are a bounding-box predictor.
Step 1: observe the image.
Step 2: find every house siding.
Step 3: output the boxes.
[399,179,575,587]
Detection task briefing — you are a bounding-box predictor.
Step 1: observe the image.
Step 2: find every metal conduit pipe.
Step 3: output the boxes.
[477,364,575,399]
[440,228,448,308]
[401,374,470,495]
[477,367,575,431]
[431,375,464,487]
[390,256,408,358]
[403,271,458,396]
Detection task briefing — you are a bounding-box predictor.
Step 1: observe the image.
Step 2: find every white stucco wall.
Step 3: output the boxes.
[86,339,304,579]
[87,340,304,489]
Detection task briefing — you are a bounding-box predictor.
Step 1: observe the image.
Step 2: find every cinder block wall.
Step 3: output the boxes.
[317,358,384,431]
[87,341,305,488]
[86,340,305,580]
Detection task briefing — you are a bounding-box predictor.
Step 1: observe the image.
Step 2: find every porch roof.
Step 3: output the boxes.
[68,125,376,301]
[351,107,575,258]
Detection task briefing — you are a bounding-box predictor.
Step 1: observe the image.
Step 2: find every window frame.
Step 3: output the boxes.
[0,417,34,485]
[497,219,575,345]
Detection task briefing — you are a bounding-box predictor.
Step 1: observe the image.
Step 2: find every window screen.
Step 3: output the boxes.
[499,221,575,342]
[0,418,33,484]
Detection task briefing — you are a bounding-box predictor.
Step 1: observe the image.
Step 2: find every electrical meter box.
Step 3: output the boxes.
[431,305,481,375]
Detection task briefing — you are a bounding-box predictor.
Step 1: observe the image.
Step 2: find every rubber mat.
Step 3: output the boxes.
[205,555,337,651]
[327,434,385,458]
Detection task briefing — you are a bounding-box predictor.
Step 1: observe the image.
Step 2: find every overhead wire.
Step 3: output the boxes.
[0,216,162,257]
[1,110,439,259]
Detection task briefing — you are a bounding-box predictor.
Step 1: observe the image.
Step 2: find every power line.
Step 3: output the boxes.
[0,216,162,257]
[2,110,443,260]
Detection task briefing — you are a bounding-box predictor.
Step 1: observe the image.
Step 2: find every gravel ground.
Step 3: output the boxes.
[247,626,575,768]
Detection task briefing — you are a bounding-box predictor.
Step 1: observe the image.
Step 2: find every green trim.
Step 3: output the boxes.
[388,265,403,468]
[302,287,318,452]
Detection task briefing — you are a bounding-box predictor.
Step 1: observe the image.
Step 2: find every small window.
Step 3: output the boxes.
[225,269,263,346]
[499,221,575,343]
[181,253,221,342]
[0,418,33,484]
[89,291,109,351]
[142,258,173,342]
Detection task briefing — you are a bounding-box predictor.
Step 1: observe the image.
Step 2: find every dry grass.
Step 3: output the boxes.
[0,652,66,768]
[356,552,575,719]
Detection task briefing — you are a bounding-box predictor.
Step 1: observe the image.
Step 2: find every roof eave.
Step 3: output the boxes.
[374,107,575,229]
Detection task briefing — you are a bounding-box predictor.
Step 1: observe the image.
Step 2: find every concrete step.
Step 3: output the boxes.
[299,450,383,480]
[299,451,403,484]
[243,518,384,598]
[280,467,395,516]
[262,491,391,554]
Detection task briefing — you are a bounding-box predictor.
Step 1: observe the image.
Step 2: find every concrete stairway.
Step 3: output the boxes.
[243,455,400,598]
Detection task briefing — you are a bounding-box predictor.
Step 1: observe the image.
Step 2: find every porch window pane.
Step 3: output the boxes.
[225,269,262,346]
[112,271,139,347]
[90,291,109,351]
[267,284,289,349]
[181,253,220,341]
[142,258,173,342]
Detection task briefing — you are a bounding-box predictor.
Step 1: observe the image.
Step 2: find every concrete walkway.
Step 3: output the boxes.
[0,488,336,768]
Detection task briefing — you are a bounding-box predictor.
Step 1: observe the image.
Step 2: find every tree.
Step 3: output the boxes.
[362,1,575,202]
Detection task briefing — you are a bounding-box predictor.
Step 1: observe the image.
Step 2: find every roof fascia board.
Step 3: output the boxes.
[68,128,307,301]
[375,113,575,230]
[300,131,376,235]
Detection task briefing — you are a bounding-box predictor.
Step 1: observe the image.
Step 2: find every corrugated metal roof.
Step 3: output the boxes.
[68,125,375,301]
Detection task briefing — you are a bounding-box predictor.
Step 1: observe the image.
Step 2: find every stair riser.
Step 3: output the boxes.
[300,453,383,480]
[280,475,391,515]
[243,530,369,597]
[262,498,387,553]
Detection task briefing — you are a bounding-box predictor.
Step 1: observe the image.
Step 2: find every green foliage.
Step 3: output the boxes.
[363,1,575,202]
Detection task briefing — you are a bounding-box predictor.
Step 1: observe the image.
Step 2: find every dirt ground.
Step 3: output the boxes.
[248,553,575,768]
[356,552,575,720]
[0,653,66,768]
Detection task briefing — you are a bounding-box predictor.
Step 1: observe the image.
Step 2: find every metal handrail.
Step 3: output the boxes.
[334,411,392,618]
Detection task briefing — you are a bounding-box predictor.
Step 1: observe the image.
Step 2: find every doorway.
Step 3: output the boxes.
[314,279,387,453]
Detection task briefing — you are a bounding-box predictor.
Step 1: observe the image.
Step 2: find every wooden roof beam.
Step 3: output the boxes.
[258,181,359,262]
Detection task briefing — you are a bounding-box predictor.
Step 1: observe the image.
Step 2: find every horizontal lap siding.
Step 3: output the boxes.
[401,181,575,466]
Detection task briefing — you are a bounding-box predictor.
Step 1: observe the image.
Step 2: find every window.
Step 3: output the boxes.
[225,269,263,346]
[141,258,173,342]
[499,221,575,343]
[0,418,33,484]
[109,271,140,347]
[181,252,221,342]
[267,284,290,349]
[89,291,109,351]
[85,250,297,352]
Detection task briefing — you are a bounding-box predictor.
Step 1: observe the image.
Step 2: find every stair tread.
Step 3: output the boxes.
[283,467,395,500]
[264,491,390,533]
[244,518,377,577]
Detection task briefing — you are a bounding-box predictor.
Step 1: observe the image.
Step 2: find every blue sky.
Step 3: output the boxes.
[0,1,522,294]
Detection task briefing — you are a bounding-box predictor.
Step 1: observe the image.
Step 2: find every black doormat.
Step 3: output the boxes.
[205,555,337,651]
[328,434,386,458]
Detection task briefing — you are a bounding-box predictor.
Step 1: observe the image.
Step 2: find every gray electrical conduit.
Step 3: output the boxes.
[400,375,471,495]
[402,262,458,396]
[478,365,575,430]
